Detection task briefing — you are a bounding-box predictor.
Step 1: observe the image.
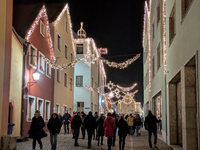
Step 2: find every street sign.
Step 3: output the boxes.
[85,107,90,109]
[24,87,28,95]
[23,95,28,99]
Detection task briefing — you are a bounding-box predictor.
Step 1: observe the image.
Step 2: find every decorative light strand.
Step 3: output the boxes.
[117,83,137,92]
[163,0,167,74]
[25,5,56,62]
[101,53,141,69]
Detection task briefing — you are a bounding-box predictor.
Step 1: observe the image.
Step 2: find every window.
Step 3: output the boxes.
[46,60,51,78]
[37,98,44,117]
[71,53,73,62]
[57,34,61,51]
[45,100,50,121]
[38,52,45,73]
[65,45,68,59]
[63,106,67,112]
[144,41,148,64]
[27,95,36,121]
[92,78,94,88]
[57,70,61,83]
[182,0,193,18]
[157,43,161,71]
[66,19,68,33]
[77,102,84,112]
[70,78,73,90]
[169,5,175,44]
[131,105,133,107]
[56,104,60,113]
[76,76,83,87]
[64,73,67,87]
[29,45,37,68]
[131,110,133,113]
[152,57,155,78]
[152,22,155,40]
[157,0,160,26]
[76,44,83,54]
[40,20,45,37]
[127,105,129,107]
[123,105,125,107]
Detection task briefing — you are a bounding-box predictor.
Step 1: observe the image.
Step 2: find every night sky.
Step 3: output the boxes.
[14,0,145,105]
[67,0,145,104]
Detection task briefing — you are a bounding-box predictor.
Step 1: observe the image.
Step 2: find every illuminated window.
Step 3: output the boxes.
[76,76,83,87]
[76,44,83,54]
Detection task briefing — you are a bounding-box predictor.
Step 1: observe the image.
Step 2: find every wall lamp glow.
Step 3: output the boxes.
[27,69,41,87]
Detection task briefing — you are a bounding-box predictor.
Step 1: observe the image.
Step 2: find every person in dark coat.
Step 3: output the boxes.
[71,112,82,146]
[103,113,115,150]
[144,110,161,149]
[117,115,128,150]
[96,114,105,146]
[84,111,96,148]
[81,111,86,139]
[112,112,118,146]
[63,111,71,134]
[93,112,99,140]
[134,114,141,136]
[47,113,62,150]
[29,110,47,150]
[58,113,63,125]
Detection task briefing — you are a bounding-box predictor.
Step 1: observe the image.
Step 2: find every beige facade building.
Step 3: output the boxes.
[49,4,75,116]
[143,0,200,149]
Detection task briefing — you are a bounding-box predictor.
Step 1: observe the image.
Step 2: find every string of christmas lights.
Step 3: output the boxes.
[25,5,56,62]
[101,53,141,69]
[163,0,167,74]
[117,83,137,92]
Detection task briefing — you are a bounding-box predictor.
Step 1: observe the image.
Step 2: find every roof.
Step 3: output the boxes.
[13,2,67,38]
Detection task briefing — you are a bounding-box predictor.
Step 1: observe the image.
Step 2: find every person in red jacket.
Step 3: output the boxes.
[69,111,76,139]
[103,113,115,150]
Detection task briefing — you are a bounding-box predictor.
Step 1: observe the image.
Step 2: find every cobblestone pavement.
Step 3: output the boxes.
[17,128,172,150]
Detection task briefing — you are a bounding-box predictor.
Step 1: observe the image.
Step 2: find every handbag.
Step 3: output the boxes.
[107,119,115,131]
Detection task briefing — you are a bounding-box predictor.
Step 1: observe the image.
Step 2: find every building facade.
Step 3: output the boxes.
[73,23,106,114]
[49,4,75,116]
[143,0,199,149]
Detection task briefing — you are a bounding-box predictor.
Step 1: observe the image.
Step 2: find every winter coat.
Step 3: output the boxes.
[28,116,47,139]
[144,114,160,131]
[71,115,82,129]
[117,119,128,136]
[126,116,134,126]
[84,114,96,130]
[63,113,71,124]
[58,114,63,124]
[113,116,118,129]
[134,116,141,126]
[103,116,115,137]
[69,116,74,133]
[47,115,62,134]
[94,114,99,121]
[81,115,86,128]
[96,117,105,136]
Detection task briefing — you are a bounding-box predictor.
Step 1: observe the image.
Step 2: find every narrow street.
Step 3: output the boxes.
[17,128,172,150]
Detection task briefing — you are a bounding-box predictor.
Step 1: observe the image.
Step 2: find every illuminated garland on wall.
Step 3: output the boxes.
[163,0,167,74]
[25,5,56,62]
[101,53,141,69]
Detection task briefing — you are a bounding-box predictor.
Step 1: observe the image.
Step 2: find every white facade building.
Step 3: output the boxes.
[73,23,106,114]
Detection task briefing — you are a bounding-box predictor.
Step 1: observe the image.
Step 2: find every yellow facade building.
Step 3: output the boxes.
[49,4,75,116]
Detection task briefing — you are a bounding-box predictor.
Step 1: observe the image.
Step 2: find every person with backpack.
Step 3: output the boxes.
[144,110,161,149]
[96,114,105,146]
[103,113,115,150]
[47,113,62,150]
[117,115,128,150]
[28,110,47,150]
[84,111,96,148]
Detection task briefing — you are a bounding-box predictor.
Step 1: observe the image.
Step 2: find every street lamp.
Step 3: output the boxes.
[109,92,114,98]
[27,70,41,86]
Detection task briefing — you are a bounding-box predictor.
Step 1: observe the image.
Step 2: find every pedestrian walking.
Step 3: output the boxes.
[125,114,129,120]
[93,112,99,140]
[117,115,128,150]
[63,111,71,134]
[144,110,161,149]
[96,114,105,146]
[134,114,141,136]
[47,113,62,150]
[103,113,115,150]
[84,111,96,148]
[69,111,76,139]
[81,111,86,139]
[112,112,118,146]
[71,112,82,146]
[126,114,134,135]
[58,113,63,126]
[28,110,47,150]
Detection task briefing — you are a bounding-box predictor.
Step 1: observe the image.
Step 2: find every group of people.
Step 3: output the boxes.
[28,109,160,150]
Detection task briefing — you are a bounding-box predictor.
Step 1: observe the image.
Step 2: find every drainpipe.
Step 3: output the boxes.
[21,41,30,137]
